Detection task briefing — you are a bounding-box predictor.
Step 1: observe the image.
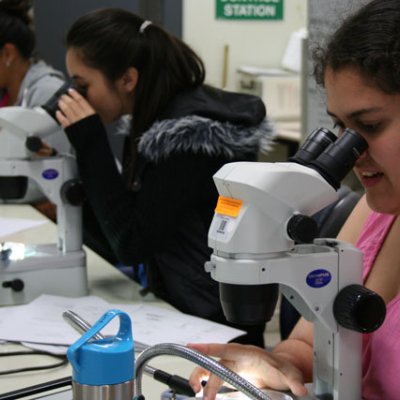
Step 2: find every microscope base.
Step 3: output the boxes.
[0,243,87,305]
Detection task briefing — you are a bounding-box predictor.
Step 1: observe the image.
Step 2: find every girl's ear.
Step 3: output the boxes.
[1,43,18,66]
[120,67,139,93]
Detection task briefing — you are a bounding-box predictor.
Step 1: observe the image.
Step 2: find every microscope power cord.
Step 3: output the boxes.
[0,350,67,376]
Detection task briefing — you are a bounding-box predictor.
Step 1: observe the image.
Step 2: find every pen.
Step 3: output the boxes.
[63,310,196,397]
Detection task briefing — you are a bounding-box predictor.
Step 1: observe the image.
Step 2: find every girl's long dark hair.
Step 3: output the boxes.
[66,8,205,146]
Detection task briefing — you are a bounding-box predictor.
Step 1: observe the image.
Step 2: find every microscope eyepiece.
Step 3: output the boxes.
[291,127,368,190]
[42,82,86,122]
[310,128,368,190]
[289,127,337,166]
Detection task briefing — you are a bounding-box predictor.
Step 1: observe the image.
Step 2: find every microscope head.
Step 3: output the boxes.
[210,128,366,256]
[0,84,76,201]
[0,107,65,158]
[0,82,79,160]
[207,128,368,325]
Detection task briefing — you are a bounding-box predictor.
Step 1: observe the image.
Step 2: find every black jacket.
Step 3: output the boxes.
[65,85,275,343]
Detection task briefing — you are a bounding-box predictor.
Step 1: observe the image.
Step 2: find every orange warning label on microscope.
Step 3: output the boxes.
[215,195,243,218]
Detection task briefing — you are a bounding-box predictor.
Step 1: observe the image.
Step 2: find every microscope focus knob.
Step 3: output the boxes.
[25,136,43,152]
[61,179,85,206]
[286,214,319,243]
[25,136,58,156]
[333,284,386,333]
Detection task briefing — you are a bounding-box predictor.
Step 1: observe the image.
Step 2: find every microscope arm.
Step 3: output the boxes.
[0,155,82,252]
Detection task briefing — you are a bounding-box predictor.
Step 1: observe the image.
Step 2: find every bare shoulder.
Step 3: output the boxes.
[337,194,369,245]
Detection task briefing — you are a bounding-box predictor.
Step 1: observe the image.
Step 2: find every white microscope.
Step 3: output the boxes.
[205,128,386,399]
[0,84,88,305]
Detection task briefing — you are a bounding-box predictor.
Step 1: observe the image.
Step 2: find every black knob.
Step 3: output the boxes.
[333,284,386,333]
[287,214,319,243]
[61,180,85,206]
[25,136,43,152]
[2,278,25,292]
[25,136,58,156]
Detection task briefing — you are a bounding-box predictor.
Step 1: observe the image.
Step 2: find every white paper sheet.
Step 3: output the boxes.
[0,217,48,238]
[0,294,245,354]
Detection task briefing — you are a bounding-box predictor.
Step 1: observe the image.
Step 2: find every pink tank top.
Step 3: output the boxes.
[356,211,399,399]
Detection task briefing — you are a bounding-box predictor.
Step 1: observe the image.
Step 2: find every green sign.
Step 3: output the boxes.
[216,0,284,20]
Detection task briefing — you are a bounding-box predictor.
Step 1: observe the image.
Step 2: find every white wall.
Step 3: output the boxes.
[183,0,308,91]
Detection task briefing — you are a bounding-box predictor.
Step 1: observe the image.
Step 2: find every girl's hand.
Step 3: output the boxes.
[188,343,308,400]
[55,88,95,128]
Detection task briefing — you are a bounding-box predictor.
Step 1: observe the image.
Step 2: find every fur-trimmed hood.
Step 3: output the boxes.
[138,115,275,163]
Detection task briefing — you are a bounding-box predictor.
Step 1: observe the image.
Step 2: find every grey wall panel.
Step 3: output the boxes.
[163,0,182,38]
